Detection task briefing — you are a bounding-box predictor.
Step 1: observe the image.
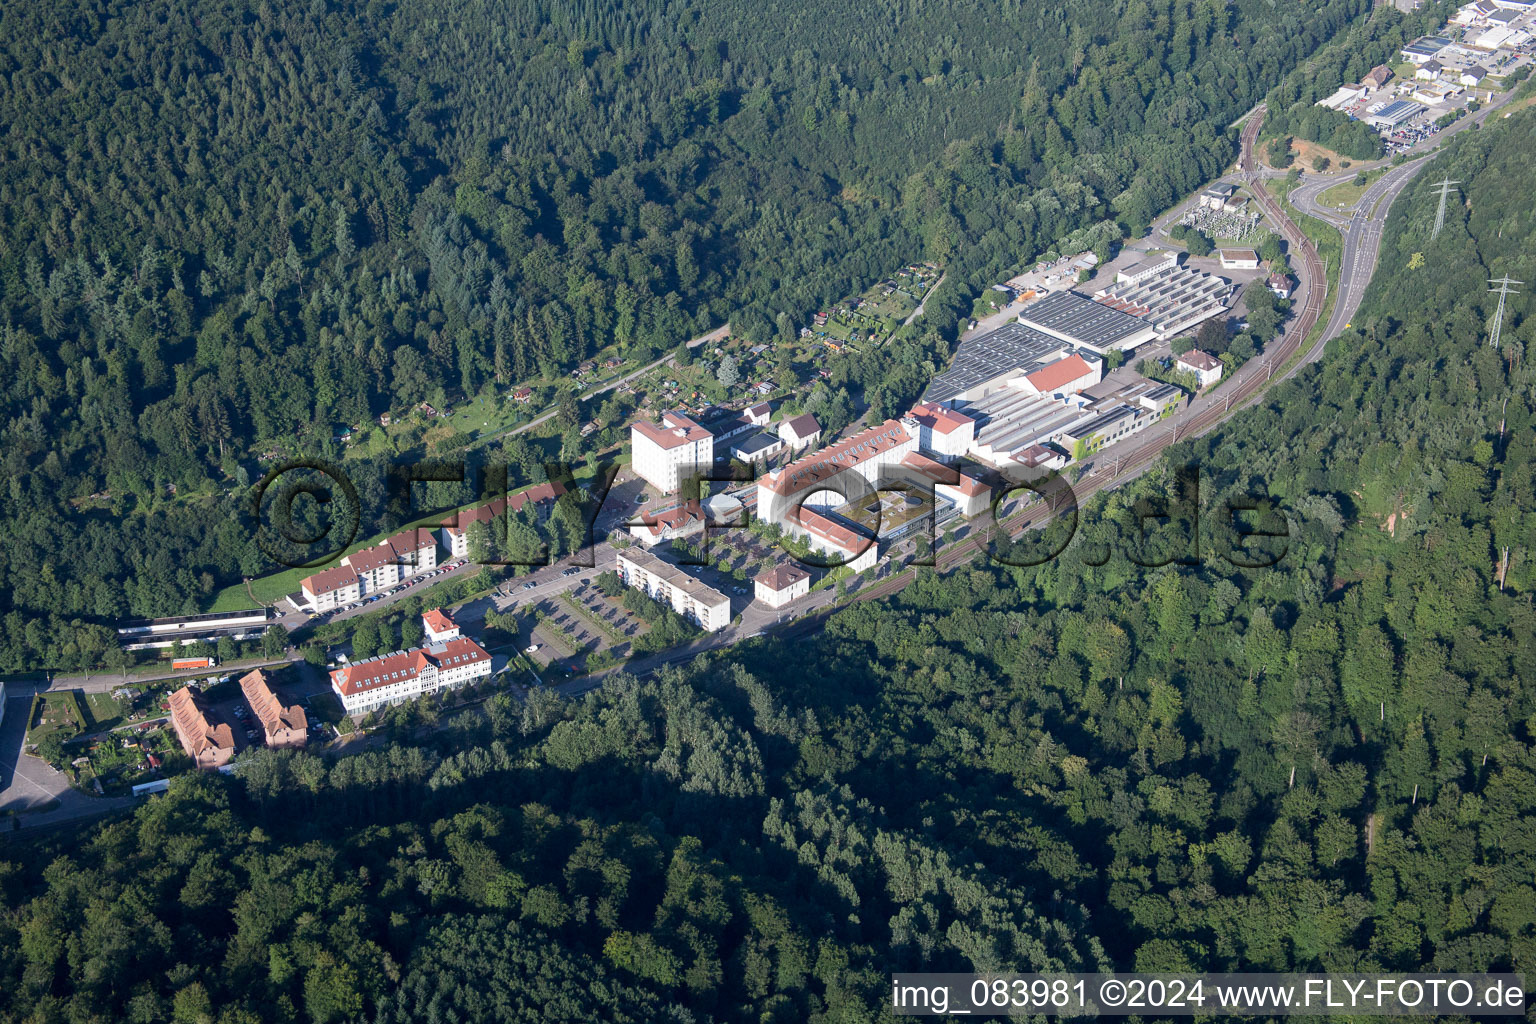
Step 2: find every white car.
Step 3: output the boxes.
[524,644,540,654]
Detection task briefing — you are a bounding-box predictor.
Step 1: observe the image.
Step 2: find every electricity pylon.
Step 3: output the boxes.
[1488,275,1522,350]
[1429,178,1459,240]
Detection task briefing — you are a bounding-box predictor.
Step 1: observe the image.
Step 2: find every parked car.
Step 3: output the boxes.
[524,644,540,654]
[523,581,538,591]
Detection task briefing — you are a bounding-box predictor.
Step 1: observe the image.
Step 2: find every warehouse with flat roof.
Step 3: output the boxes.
[1014,290,1159,354]
[923,320,1103,405]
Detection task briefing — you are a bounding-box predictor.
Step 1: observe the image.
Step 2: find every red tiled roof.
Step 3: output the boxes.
[761,420,909,497]
[905,402,975,435]
[787,506,873,557]
[343,543,400,574]
[439,481,567,535]
[1179,349,1222,372]
[1024,354,1094,394]
[756,563,810,590]
[899,452,988,497]
[239,669,307,737]
[168,686,235,760]
[330,636,491,697]
[384,528,435,558]
[302,564,358,597]
[422,609,456,634]
[640,500,706,531]
[634,411,712,450]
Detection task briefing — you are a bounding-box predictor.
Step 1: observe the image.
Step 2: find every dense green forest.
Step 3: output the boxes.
[3,106,1534,1022]
[0,0,1381,667]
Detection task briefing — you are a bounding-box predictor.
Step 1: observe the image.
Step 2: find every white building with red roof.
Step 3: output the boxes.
[756,419,917,528]
[902,402,976,461]
[777,413,822,451]
[631,411,715,494]
[630,500,709,547]
[754,563,811,609]
[300,564,362,612]
[438,481,567,558]
[421,608,460,644]
[1176,349,1224,389]
[1017,353,1101,398]
[330,635,493,716]
[899,452,993,519]
[786,506,878,572]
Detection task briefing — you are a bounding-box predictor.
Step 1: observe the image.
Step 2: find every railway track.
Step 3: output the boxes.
[846,103,1330,602]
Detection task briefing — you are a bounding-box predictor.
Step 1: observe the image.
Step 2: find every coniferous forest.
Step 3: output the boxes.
[3,67,1536,1020]
[0,0,1403,667]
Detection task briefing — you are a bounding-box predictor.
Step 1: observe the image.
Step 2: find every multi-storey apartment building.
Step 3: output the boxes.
[631,411,714,494]
[615,548,731,631]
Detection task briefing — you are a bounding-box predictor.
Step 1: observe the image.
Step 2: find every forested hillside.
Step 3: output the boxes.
[0,0,1377,665]
[2,106,1534,1022]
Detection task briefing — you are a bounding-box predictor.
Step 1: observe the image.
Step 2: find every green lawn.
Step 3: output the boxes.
[25,692,85,747]
[81,692,125,733]
[1318,167,1390,211]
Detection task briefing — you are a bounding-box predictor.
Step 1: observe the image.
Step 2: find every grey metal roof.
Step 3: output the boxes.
[1017,291,1154,351]
[923,319,1092,404]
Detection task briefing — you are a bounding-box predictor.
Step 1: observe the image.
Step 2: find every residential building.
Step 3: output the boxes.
[755,564,811,608]
[615,548,731,631]
[342,542,404,594]
[301,565,362,612]
[1363,65,1394,89]
[239,670,307,749]
[1268,272,1293,300]
[439,481,567,558]
[331,635,493,716]
[631,410,715,494]
[743,401,772,426]
[1218,249,1260,270]
[422,608,461,644]
[383,527,438,572]
[168,686,236,770]
[1416,59,1444,80]
[778,413,823,451]
[1177,349,1224,388]
[630,500,710,547]
[1460,65,1488,86]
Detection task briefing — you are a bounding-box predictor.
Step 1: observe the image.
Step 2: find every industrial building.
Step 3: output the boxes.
[922,320,1104,405]
[1014,290,1159,354]
[1093,254,1232,341]
[1366,100,1424,129]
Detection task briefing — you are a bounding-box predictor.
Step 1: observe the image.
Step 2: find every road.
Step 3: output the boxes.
[0,91,1464,832]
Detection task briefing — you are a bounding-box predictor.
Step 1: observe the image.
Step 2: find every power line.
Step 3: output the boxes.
[1429,178,1459,240]
[1488,275,1522,350]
